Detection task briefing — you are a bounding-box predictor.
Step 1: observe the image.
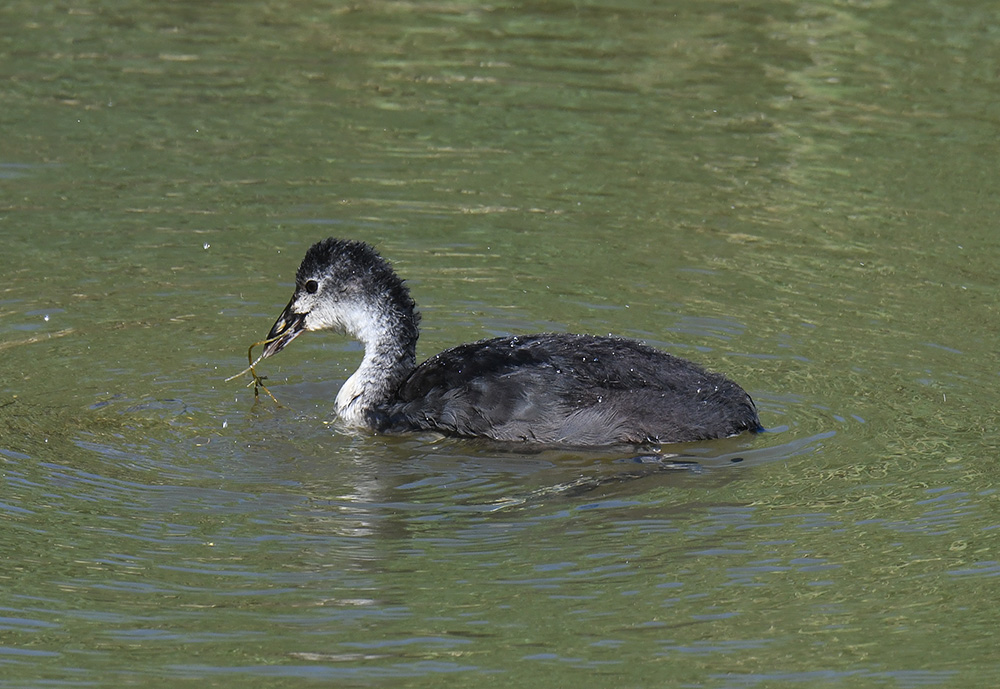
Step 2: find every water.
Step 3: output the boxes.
[3,0,1000,686]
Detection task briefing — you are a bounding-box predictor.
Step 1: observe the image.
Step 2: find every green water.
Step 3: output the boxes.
[3,1,1000,686]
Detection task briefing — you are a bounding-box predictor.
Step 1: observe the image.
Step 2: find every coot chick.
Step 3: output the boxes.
[258,238,761,446]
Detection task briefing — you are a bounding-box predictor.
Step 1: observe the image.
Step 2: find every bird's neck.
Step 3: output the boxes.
[334,303,417,426]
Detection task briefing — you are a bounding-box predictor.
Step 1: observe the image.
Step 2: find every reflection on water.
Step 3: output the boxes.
[3,0,1000,685]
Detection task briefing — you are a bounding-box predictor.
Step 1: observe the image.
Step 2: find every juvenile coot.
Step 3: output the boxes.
[259,238,761,446]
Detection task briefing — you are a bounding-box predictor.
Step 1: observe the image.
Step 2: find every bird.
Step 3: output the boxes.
[257,237,762,446]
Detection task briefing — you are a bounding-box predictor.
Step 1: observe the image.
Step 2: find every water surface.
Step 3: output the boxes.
[3,1,1000,686]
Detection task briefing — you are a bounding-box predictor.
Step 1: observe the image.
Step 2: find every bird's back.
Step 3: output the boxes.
[372,333,760,446]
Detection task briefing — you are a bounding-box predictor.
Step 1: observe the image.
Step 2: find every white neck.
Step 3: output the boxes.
[329,304,416,426]
[335,347,401,425]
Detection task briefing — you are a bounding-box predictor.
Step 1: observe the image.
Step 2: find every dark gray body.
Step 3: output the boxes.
[375,333,761,445]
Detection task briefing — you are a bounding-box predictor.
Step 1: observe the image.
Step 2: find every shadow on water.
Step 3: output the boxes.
[214,378,839,518]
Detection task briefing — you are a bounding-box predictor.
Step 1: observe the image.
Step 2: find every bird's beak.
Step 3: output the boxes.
[261,296,307,358]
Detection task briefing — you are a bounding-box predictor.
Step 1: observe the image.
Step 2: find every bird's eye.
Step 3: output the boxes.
[304,279,319,294]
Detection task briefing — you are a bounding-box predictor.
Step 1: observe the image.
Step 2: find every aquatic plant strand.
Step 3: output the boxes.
[225,334,283,403]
